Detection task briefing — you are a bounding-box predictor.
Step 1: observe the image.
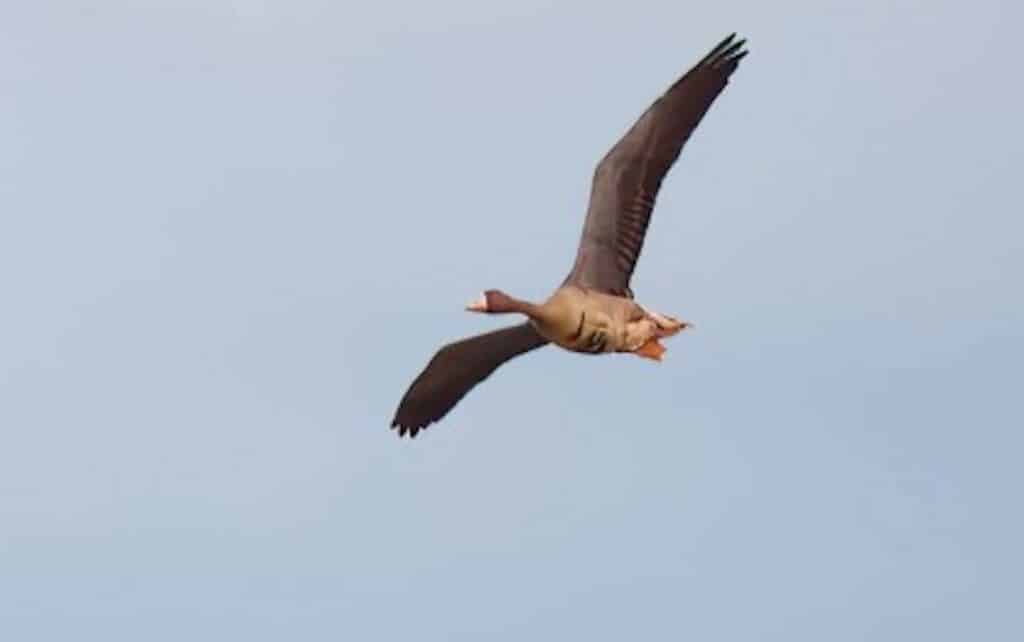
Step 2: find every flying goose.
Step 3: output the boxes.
[391,34,748,437]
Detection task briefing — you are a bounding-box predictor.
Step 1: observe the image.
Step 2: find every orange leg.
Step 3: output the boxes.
[633,337,666,361]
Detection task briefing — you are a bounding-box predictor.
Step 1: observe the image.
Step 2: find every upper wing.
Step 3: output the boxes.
[563,34,748,297]
[391,323,549,437]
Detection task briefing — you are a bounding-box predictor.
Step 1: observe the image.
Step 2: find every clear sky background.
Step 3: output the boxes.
[2,1,1022,639]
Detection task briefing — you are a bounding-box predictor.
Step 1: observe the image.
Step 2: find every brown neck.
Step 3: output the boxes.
[487,290,542,319]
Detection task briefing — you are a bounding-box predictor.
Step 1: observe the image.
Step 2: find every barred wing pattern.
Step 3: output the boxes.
[564,34,748,296]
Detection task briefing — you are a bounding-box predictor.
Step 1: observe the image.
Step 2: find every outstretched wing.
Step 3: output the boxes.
[564,33,748,297]
[391,323,549,437]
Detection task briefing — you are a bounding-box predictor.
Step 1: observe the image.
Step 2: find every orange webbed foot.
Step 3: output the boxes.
[633,338,666,361]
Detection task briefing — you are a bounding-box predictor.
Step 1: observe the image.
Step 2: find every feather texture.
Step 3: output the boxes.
[391,323,548,436]
[564,34,748,296]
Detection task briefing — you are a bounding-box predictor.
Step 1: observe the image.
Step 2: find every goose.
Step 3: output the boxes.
[391,34,748,437]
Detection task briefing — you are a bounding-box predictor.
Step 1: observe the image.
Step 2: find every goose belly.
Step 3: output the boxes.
[559,315,629,355]
[562,312,679,355]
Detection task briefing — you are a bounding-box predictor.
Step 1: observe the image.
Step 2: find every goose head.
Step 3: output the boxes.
[465,289,521,314]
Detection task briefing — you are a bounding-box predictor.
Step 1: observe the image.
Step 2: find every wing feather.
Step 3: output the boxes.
[391,323,548,437]
[564,33,748,296]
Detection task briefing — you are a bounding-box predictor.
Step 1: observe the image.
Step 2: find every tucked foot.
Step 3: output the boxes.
[633,337,666,361]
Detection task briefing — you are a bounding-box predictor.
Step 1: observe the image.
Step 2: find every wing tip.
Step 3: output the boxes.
[391,413,433,438]
[703,33,749,72]
[390,418,421,438]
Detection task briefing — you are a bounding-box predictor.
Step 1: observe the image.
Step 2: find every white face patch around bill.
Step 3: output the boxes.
[465,293,488,312]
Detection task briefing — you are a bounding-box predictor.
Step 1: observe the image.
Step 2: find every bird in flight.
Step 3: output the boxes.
[392,34,748,437]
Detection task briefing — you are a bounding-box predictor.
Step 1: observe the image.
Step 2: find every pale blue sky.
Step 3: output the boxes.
[2,1,1022,639]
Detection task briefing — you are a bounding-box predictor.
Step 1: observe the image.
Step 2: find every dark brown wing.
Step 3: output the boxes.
[564,33,748,297]
[391,323,549,437]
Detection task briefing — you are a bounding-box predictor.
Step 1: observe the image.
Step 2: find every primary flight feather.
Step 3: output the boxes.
[392,33,749,437]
